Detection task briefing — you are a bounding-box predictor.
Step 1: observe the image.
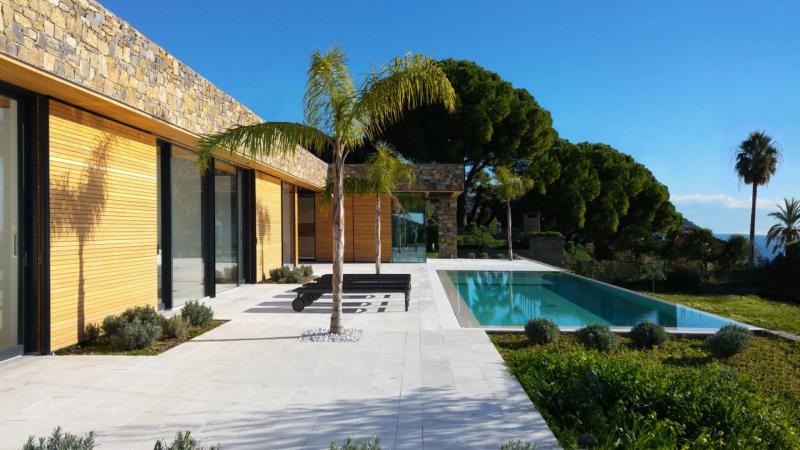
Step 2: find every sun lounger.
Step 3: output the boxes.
[292,274,411,312]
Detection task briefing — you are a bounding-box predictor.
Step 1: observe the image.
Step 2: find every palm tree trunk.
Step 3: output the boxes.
[749,183,758,266]
[506,201,513,260]
[375,194,381,274]
[330,141,345,334]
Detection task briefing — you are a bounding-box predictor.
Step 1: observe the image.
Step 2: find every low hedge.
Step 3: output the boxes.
[503,344,799,449]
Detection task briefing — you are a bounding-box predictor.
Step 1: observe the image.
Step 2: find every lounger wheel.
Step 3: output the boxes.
[292,297,306,312]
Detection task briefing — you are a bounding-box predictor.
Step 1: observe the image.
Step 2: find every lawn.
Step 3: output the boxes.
[493,333,800,449]
[654,293,800,335]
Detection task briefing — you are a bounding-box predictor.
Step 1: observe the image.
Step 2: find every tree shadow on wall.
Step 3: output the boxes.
[50,134,111,342]
[256,199,270,282]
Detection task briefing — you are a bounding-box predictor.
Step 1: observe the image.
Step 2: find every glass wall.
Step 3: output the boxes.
[281,182,295,265]
[392,194,427,262]
[214,161,238,293]
[297,189,315,261]
[0,95,18,356]
[170,146,204,306]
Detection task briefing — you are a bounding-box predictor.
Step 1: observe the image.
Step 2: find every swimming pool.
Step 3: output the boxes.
[440,270,746,331]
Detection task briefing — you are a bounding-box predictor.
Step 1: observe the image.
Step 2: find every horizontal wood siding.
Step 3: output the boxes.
[315,193,391,263]
[49,100,158,350]
[255,172,281,281]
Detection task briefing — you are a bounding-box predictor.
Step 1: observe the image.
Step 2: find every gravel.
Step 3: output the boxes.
[298,328,363,343]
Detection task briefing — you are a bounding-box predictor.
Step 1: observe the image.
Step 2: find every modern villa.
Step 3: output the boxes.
[0,0,462,358]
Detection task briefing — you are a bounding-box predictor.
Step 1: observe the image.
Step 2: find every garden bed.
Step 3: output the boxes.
[55,319,227,356]
[493,332,800,449]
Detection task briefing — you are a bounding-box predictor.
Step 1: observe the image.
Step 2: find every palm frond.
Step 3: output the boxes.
[196,122,330,171]
[765,198,800,253]
[366,142,415,195]
[305,47,359,140]
[357,53,455,139]
[493,165,535,202]
[734,130,781,186]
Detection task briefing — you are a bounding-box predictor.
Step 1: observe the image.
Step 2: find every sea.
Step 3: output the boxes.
[714,233,779,261]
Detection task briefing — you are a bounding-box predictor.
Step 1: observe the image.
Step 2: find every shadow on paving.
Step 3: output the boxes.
[103,387,558,450]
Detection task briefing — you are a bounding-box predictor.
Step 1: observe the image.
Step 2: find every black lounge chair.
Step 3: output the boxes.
[292,274,411,312]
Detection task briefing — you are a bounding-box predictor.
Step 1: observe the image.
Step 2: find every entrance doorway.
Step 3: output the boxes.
[0,94,21,359]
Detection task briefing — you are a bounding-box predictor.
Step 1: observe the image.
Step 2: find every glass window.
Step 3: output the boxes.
[392,194,427,262]
[281,183,296,265]
[170,146,204,306]
[297,189,315,261]
[214,161,238,293]
[0,95,18,354]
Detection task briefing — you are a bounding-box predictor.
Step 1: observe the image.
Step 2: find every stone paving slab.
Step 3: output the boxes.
[0,260,558,449]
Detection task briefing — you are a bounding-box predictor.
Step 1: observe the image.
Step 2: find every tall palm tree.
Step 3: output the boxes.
[766,198,800,255]
[364,143,415,274]
[198,48,455,334]
[734,131,780,265]
[492,166,534,260]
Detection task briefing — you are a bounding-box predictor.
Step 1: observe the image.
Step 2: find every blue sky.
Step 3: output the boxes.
[102,0,799,235]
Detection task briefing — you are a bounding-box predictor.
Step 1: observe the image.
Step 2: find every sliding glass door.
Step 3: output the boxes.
[170,146,204,306]
[392,194,427,262]
[214,161,238,294]
[0,95,19,358]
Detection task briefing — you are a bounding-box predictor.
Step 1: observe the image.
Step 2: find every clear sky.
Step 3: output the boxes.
[102,0,799,235]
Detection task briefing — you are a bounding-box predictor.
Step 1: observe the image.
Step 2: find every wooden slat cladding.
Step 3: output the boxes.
[48,100,158,350]
[255,172,282,281]
[315,193,392,263]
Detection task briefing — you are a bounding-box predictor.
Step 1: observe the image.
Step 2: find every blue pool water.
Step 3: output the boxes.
[443,271,742,329]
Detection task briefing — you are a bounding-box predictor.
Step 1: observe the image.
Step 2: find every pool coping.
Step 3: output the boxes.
[436,267,762,336]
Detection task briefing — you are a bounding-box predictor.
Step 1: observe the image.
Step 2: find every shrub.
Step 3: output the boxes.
[269,265,293,282]
[23,427,96,450]
[181,300,213,327]
[665,259,704,292]
[161,315,190,340]
[524,319,560,345]
[480,252,489,259]
[502,347,800,449]
[285,270,303,284]
[108,319,161,351]
[629,321,668,348]
[101,305,163,351]
[299,264,314,277]
[154,431,220,450]
[81,323,101,343]
[329,437,381,450]
[575,324,619,352]
[706,325,751,357]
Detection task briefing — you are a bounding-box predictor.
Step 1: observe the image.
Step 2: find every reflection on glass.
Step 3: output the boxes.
[0,95,18,354]
[156,145,162,309]
[171,147,204,306]
[215,161,238,293]
[392,194,426,262]
[297,190,315,261]
[281,183,295,264]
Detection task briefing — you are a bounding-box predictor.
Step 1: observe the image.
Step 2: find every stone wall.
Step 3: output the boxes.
[340,163,463,193]
[522,236,565,267]
[432,194,458,258]
[0,0,327,186]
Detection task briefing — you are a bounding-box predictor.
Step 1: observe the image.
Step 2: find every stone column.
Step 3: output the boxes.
[435,195,458,258]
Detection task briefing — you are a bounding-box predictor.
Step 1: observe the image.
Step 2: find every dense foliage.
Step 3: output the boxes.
[760,242,800,303]
[101,305,162,351]
[494,334,800,449]
[629,321,669,348]
[575,324,620,352]
[269,265,315,284]
[23,427,96,450]
[706,325,751,357]
[181,300,214,327]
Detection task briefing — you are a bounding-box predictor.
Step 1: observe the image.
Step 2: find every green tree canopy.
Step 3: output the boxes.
[519,139,681,254]
[377,59,556,226]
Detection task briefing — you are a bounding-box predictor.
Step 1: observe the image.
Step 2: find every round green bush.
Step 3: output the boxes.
[109,319,161,351]
[181,300,214,327]
[120,305,161,327]
[524,318,560,345]
[706,325,751,357]
[576,324,620,352]
[629,321,668,348]
[161,315,190,340]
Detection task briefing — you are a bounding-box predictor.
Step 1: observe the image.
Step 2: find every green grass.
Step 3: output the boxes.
[493,333,800,448]
[653,293,800,335]
[55,319,226,356]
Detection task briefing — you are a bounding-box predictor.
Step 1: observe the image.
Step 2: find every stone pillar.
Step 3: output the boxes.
[435,195,458,258]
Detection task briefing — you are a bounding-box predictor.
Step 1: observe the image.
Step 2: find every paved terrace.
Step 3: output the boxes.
[0,260,558,449]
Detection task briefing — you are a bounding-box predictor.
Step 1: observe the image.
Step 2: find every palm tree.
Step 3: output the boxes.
[364,143,415,274]
[492,166,534,259]
[734,131,780,265]
[197,48,455,334]
[766,198,800,255]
